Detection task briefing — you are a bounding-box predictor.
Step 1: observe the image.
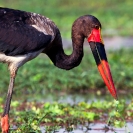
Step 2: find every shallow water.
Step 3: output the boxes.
[12,91,133,133]
[27,90,133,105]
[29,92,133,133]
[63,37,133,50]
[40,123,133,133]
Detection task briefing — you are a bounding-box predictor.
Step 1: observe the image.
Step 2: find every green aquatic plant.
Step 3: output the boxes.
[0,99,132,132]
[107,100,132,133]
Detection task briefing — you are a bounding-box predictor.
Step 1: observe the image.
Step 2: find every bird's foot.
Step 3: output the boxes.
[1,115,9,133]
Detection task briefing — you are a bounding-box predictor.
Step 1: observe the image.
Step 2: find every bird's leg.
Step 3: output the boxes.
[1,65,17,133]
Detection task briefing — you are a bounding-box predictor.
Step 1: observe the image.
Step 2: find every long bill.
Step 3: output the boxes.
[88,28,118,100]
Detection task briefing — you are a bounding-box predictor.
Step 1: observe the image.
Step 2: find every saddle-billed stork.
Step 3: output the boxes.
[0,7,117,133]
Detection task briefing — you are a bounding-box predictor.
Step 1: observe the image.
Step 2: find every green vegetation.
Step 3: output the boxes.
[0,48,133,97]
[0,48,133,132]
[0,0,133,132]
[1,48,133,132]
[0,99,132,132]
[0,0,133,37]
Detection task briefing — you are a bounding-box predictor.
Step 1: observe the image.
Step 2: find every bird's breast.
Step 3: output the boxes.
[0,48,44,67]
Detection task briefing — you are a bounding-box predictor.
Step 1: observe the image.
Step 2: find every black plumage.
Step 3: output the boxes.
[0,7,52,56]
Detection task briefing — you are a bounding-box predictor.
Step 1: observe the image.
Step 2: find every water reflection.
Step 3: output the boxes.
[40,123,133,133]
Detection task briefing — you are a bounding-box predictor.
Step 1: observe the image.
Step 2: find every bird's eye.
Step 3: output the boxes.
[91,24,99,29]
[95,25,99,29]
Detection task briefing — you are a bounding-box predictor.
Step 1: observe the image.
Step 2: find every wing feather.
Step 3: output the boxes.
[0,7,52,56]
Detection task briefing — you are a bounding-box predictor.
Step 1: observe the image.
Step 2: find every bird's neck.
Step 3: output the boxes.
[56,41,84,70]
[46,29,84,70]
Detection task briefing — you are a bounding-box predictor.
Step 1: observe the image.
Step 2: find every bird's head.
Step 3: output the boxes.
[76,15,118,99]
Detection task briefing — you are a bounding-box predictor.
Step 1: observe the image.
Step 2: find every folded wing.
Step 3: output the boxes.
[0,7,52,56]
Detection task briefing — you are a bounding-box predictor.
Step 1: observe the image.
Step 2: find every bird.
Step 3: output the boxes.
[0,7,117,133]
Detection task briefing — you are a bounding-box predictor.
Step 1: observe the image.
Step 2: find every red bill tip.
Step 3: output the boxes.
[97,60,118,99]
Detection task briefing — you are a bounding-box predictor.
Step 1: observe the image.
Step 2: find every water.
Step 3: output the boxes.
[63,37,133,50]
[12,91,133,133]
[27,90,133,105]
[29,92,133,133]
[40,123,133,133]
